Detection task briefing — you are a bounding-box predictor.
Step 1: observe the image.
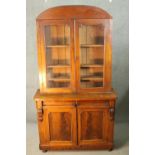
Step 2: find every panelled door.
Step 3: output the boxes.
[38,20,75,93]
[43,105,77,147]
[75,19,112,92]
[77,104,110,146]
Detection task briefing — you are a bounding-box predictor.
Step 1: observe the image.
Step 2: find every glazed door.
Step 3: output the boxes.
[43,106,77,147]
[77,104,110,146]
[75,19,112,92]
[38,20,75,93]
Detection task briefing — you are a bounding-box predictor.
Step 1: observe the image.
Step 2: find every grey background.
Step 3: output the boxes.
[26,0,129,123]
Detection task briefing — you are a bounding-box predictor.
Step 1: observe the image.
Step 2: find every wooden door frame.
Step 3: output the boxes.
[37,19,76,93]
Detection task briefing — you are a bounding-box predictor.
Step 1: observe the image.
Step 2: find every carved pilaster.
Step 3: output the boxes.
[109,108,115,121]
[36,100,44,122]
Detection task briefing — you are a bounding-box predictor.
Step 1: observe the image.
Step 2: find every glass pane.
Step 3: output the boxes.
[44,24,71,88]
[79,24,104,88]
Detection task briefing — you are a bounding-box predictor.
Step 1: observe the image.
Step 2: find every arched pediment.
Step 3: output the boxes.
[37,5,112,20]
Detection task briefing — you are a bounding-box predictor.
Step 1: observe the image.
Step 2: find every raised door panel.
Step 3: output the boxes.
[43,106,77,147]
[75,19,112,92]
[48,112,71,141]
[37,20,75,93]
[77,105,110,146]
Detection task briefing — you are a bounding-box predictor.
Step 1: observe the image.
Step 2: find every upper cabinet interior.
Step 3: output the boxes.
[44,22,71,89]
[36,6,112,93]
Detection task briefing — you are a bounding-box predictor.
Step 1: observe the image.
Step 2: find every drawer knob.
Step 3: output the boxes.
[104,101,109,106]
[73,102,79,107]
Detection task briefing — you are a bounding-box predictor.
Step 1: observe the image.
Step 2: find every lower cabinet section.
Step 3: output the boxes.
[36,100,116,151]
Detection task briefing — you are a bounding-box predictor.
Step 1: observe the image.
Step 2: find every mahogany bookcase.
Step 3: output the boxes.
[34,5,117,152]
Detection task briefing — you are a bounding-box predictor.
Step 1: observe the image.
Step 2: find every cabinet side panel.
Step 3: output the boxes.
[36,22,44,90]
[104,20,112,90]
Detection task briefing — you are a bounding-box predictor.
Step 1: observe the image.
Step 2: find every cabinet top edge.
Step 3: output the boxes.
[37,5,112,20]
[33,89,117,101]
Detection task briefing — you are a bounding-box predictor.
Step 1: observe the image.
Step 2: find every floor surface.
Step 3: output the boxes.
[26,122,129,155]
